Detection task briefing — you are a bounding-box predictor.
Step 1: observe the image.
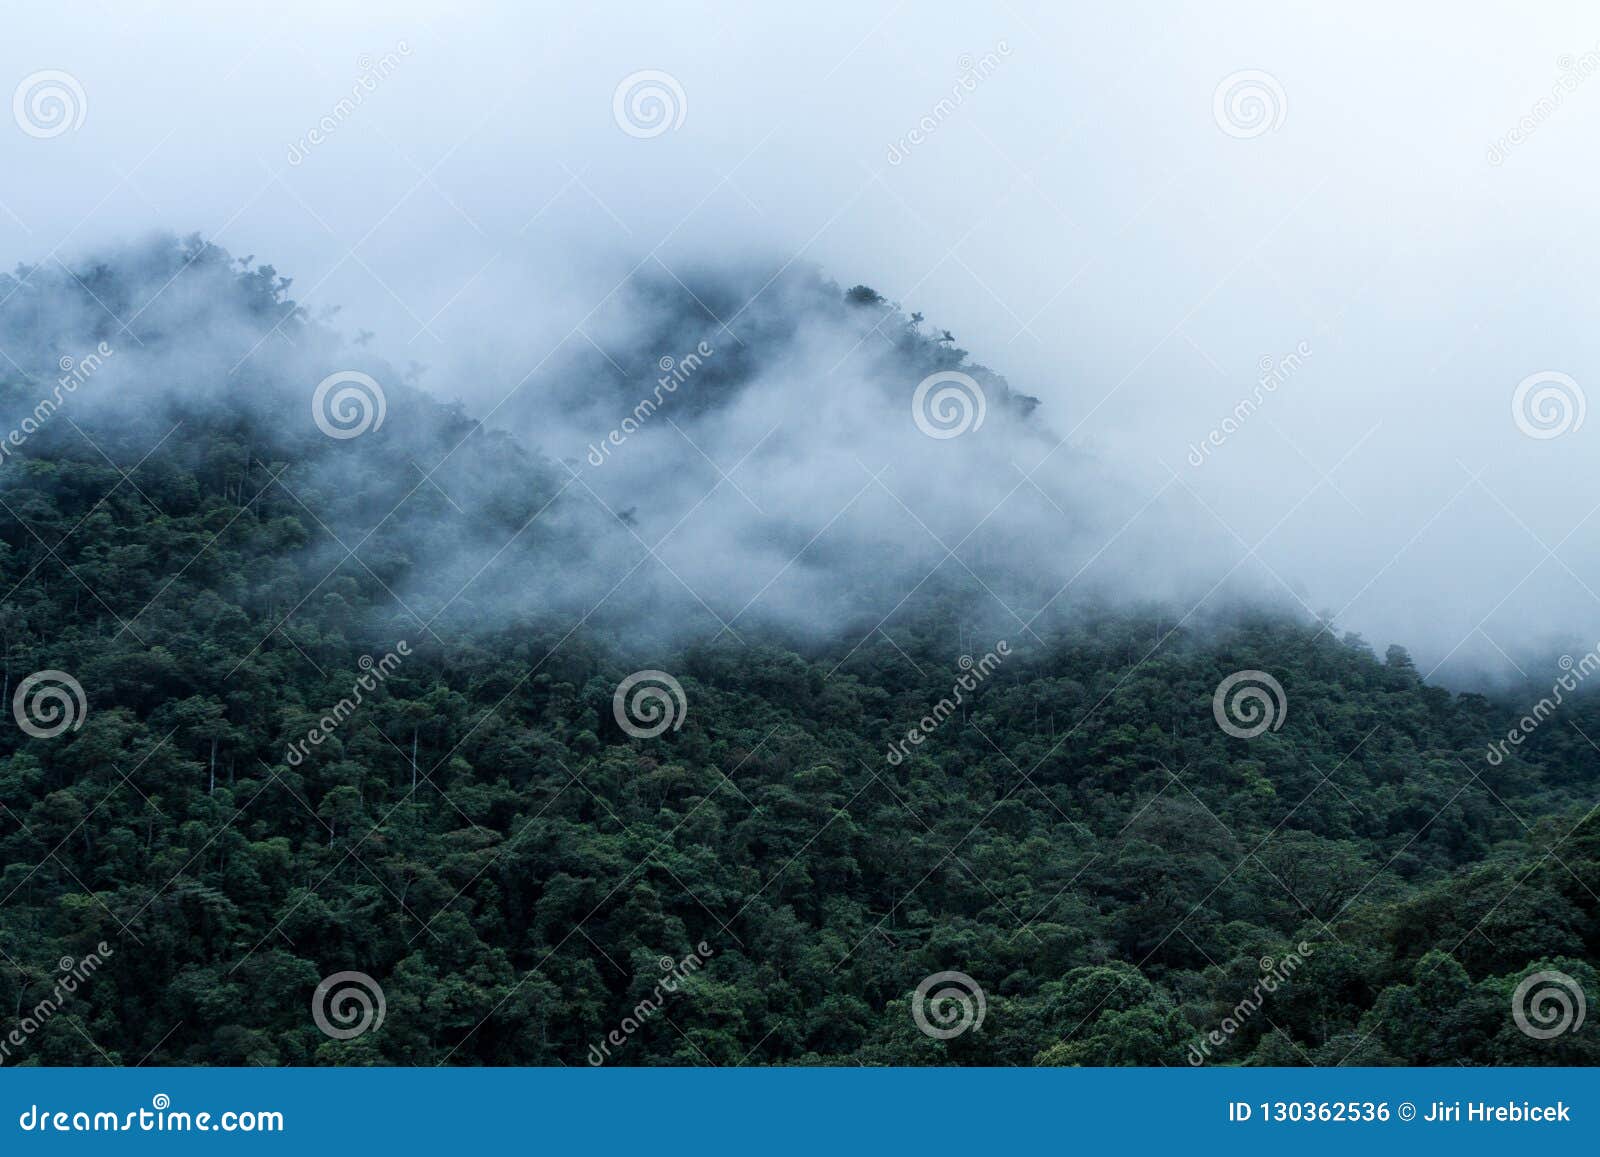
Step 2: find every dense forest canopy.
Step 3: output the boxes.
[0,236,1594,1066]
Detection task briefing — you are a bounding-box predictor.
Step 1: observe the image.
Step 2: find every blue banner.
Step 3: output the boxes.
[2,1068,1595,1153]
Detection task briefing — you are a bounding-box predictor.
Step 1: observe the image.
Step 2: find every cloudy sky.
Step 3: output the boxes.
[4,1,1600,680]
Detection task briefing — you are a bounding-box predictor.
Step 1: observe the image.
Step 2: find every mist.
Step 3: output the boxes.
[4,1,1600,681]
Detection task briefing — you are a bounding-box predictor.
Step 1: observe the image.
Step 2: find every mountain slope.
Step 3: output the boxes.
[0,238,1595,1066]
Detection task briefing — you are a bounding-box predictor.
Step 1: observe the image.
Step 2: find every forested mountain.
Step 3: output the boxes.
[0,237,1595,1066]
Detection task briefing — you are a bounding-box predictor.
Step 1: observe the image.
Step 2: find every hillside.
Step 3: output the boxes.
[0,237,1595,1066]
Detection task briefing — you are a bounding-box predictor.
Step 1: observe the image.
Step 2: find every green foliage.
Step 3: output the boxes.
[0,240,1595,1066]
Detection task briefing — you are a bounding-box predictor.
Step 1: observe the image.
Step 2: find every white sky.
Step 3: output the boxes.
[4,0,1600,678]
